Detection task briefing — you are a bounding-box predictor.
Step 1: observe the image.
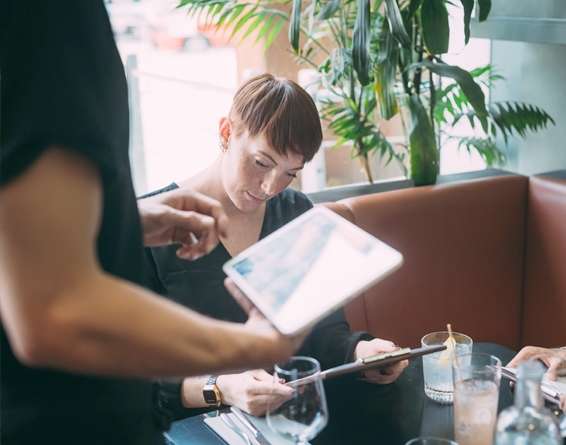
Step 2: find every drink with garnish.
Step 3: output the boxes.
[421,325,473,403]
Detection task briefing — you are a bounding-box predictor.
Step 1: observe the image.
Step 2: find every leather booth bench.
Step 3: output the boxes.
[323,172,566,350]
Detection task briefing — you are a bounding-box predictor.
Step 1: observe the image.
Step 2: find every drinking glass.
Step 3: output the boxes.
[267,356,328,445]
[405,438,458,445]
[453,352,502,445]
[421,331,473,403]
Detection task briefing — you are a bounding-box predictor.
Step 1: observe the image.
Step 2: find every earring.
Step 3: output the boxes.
[219,138,228,152]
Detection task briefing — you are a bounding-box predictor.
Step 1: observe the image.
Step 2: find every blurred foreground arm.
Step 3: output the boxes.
[0,148,303,378]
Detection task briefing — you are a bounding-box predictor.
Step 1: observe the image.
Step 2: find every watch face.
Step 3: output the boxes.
[203,386,219,405]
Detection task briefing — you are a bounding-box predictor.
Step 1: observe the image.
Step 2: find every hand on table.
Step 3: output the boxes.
[217,369,294,416]
[507,345,566,410]
[354,338,408,385]
[507,346,566,380]
[138,187,228,260]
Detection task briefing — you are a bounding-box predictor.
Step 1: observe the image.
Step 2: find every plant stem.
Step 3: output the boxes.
[359,150,374,183]
[428,55,436,139]
[413,22,423,95]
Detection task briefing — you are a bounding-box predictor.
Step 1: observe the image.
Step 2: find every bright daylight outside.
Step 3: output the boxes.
[106,0,491,197]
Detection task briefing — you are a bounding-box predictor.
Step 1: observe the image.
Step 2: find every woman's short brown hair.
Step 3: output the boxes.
[229,73,322,163]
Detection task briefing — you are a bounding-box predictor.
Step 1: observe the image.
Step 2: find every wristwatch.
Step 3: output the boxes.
[203,375,222,407]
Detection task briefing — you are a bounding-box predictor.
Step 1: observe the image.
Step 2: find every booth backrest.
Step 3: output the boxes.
[321,202,369,333]
[325,175,529,349]
[521,175,566,347]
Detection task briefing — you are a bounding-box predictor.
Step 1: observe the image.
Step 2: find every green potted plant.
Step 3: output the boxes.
[179,0,554,186]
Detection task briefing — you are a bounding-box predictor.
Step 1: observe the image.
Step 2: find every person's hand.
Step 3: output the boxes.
[138,188,228,260]
[507,346,566,381]
[354,338,409,385]
[224,278,309,365]
[217,369,294,416]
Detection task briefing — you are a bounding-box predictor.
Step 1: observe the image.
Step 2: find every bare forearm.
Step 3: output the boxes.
[181,376,210,408]
[34,272,279,378]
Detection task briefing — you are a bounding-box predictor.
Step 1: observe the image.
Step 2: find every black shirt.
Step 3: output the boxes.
[143,184,371,421]
[1,1,161,443]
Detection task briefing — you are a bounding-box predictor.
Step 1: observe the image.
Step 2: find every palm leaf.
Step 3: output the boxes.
[384,0,411,46]
[178,1,287,48]
[489,101,555,143]
[455,136,505,165]
[407,95,439,185]
[459,0,474,44]
[374,20,398,119]
[320,97,405,173]
[317,0,341,20]
[353,0,371,85]
[419,61,488,131]
[477,0,491,22]
[289,0,302,53]
[420,0,449,54]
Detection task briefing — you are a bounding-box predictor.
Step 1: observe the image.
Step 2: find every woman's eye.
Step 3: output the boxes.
[287,172,298,178]
[255,160,269,168]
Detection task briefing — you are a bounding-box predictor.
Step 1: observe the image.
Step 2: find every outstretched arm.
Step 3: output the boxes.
[0,147,302,378]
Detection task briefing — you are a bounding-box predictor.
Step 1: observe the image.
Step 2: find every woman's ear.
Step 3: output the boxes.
[218,117,232,149]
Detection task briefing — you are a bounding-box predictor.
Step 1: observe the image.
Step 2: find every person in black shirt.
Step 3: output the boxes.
[144,74,409,421]
[0,3,306,444]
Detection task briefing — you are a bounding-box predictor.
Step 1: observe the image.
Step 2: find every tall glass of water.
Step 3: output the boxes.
[421,331,473,403]
[267,356,328,445]
[453,352,501,445]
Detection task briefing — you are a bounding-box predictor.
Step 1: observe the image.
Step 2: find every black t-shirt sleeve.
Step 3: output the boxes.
[0,0,126,186]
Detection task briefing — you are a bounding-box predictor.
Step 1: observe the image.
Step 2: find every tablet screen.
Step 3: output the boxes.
[225,207,403,334]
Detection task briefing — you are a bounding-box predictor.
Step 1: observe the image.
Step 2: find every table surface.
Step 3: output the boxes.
[167,343,515,445]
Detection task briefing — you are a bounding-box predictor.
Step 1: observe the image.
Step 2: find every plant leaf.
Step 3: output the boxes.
[456,136,504,165]
[489,101,555,143]
[374,19,398,119]
[289,0,302,53]
[317,0,341,20]
[265,17,285,49]
[384,0,411,46]
[459,0,474,44]
[419,61,488,131]
[421,0,449,54]
[477,0,491,22]
[407,95,439,185]
[353,0,371,85]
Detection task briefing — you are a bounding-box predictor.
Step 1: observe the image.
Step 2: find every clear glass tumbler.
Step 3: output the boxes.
[421,331,473,403]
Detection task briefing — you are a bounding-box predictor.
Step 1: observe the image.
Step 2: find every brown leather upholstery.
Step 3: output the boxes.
[320,202,369,332]
[331,175,529,349]
[521,176,566,347]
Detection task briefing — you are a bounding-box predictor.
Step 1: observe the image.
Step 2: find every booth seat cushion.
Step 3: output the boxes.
[521,175,566,347]
[337,175,528,349]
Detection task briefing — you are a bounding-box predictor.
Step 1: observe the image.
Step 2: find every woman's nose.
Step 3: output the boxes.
[261,171,280,197]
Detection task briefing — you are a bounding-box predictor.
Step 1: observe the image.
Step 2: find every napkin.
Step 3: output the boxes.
[204,412,311,445]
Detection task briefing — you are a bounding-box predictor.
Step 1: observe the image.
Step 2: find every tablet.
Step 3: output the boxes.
[223,206,403,336]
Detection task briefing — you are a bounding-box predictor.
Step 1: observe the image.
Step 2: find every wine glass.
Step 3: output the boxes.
[267,356,328,444]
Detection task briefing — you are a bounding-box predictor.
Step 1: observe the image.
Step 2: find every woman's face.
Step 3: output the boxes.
[220,120,305,213]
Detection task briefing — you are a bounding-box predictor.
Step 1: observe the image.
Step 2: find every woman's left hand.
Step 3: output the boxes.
[354,338,408,385]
